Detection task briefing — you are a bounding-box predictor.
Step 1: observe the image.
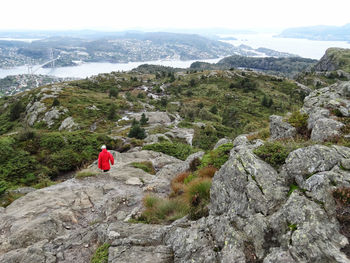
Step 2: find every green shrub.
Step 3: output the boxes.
[140,113,149,126]
[200,143,233,169]
[40,133,65,152]
[9,101,25,121]
[186,178,212,220]
[91,243,110,263]
[52,98,60,107]
[287,111,309,136]
[253,141,291,169]
[131,161,155,174]
[192,125,218,151]
[50,149,81,172]
[139,195,189,223]
[143,142,198,161]
[75,171,96,179]
[0,180,8,196]
[128,119,146,139]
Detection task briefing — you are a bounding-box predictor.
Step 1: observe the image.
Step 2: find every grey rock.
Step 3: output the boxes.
[42,107,68,128]
[263,248,296,263]
[341,158,350,170]
[283,144,342,185]
[144,133,171,144]
[59,117,79,131]
[307,107,330,130]
[165,127,194,145]
[311,118,344,142]
[132,111,171,125]
[269,115,296,140]
[269,192,349,262]
[211,139,287,217]
[25,101,47,126]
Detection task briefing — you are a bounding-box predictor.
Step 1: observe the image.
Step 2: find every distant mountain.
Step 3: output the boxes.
[190,55,317,77]
[277,24,350,41]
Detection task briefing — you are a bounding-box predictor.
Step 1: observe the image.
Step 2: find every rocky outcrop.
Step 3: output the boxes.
[165,137,350,262]
[269,115,296,140]
[59,117,79,131]
[0,150,190,262]
[311,118,344,142]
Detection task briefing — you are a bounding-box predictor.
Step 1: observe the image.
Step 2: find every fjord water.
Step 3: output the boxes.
[222,33,350,59]
[0,58,222,79]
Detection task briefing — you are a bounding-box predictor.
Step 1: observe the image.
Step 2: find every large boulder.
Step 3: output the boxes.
[269,115,296,140]
[59,117,79,131]
[311,118,344,142]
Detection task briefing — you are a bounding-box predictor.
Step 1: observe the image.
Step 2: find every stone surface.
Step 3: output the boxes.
[59,117,79,131]
[144,133,171,144]
[311,118,344,142]
[25,101,47,126]
[269,115,296,140]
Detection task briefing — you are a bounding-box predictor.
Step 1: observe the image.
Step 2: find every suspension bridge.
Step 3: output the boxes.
[27,49,61,75]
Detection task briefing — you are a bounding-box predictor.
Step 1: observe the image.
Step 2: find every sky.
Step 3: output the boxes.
[2,0,350,32]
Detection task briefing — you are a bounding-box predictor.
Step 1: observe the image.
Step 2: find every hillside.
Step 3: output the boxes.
[277,23,350,41]
[190,55,317,77]
[0,67,306,203]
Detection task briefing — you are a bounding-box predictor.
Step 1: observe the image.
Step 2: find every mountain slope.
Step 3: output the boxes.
[278,23,350,41]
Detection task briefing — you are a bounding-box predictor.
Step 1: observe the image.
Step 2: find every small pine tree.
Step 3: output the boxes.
[108,104,117,120]
[109,87,119,98]
[160,97,168,107]
[9,101,25,121]
[210,105,218,115]
[52,98,60,107]
[140,113,149,126]
[261,95,268,107]
[128,122,146,139]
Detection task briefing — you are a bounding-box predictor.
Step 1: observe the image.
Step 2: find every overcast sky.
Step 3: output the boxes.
[2,0,350,31]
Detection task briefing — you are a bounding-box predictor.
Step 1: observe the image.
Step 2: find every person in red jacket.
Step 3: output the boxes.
[98,145,114,172]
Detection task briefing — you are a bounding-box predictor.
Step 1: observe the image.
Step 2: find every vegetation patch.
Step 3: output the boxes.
[200,143,233,169]
[143,142,198,161]
[254,141,292,169]
[91,243,110,263]
[287,111,309,138]
[75,171,96,179]
[130,161,155,175]
[137,195,189,224]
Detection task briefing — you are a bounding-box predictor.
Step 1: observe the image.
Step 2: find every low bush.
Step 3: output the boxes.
[186,178,212,220]
[253,141,291,169]
[131,161,155,175]
[139,195,189,224]
[143,142,198,161]
[333,187,350,205]
[91,243,110,263]
[200,143,233,169]
[171,171,191,195]
[75,171,96,179]
[287,111,309,137]
[198,166,217,178]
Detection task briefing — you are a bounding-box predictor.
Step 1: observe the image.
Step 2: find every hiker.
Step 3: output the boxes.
[98,145,114,172]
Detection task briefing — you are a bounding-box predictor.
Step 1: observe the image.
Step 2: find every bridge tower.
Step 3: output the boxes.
[49,49,55,68]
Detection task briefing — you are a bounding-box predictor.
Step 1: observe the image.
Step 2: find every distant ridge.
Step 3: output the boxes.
[277,23,350,41]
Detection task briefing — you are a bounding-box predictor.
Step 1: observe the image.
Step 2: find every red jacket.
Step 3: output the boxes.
[98,149,114,170]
